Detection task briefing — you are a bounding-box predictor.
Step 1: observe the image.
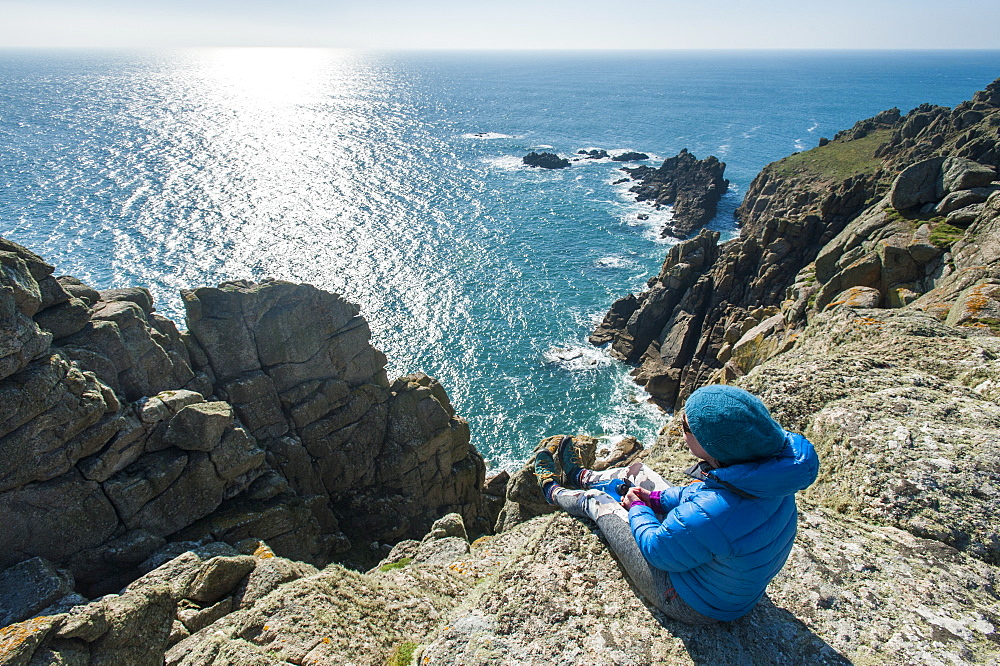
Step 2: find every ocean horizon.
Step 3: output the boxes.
[3,48,999,469]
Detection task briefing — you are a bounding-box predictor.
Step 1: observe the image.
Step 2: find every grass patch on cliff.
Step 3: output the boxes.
[378,557,412,572]
[769,129,891,181]
[386,641,419,666]
[928,222,965,250]
[965,318,1000,333]
[885,207,965,250]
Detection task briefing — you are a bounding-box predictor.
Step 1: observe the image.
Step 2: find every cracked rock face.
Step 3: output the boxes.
[0,239,488,600]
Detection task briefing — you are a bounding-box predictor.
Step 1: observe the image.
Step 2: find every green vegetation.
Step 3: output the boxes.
[884,206,966,251]
[798,265,818,286]
[769,129,891,181]
[928,222,966,250]
[378,557,412,572]
[386,641,419,666]
[884,206,946,228]
[966,318,1000,333]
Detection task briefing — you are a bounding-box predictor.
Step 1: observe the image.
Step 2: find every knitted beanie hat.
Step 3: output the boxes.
[684,385,785,465]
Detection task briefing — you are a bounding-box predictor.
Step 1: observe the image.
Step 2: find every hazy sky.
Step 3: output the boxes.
[2,0,999,49]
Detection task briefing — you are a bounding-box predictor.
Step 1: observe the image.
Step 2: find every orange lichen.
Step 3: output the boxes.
[852,317,883,329]
[965,293,990,313]
[0,617,52,658]
[923,303,952,320]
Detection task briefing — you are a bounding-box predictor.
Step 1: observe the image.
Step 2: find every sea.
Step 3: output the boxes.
[2,49,999,471]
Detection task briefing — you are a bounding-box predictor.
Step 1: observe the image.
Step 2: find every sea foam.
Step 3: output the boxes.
[462,132,516,139]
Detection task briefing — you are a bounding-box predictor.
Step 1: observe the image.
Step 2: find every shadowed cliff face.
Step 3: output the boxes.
[592,77,1000,411]
[0,241,488,599]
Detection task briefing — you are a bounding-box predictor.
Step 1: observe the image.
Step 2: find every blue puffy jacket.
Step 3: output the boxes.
[628,431,819,621]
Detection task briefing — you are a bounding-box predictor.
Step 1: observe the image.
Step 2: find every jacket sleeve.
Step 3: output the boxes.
[628,496,730,572]
[652,484,688,512]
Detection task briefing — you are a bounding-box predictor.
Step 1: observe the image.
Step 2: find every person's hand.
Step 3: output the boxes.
[621,486,651,510]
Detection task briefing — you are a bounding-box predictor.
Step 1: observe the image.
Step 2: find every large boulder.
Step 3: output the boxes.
[0,353,114,492]
[889,156,996,211]
[940,156,996,194]
[888,157,947,210]
[0,557,74,627]
[0,469,120,570]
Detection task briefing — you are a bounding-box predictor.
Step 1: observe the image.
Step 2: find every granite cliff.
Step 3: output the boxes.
[593,77,1000,412]
[0,244,490,604]
[6,302,999,664]
[5,79,1000,666]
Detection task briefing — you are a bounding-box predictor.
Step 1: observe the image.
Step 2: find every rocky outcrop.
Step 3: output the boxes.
[9,302,998,664]
[736,307,1000,564]
[888,155,996,211]
[0,237,488,602]
[622,148,729,238]
[591,229,719,358]
[181,280,488,555]
[522,151,570,169]
[574,149,649,162]
[0,541,313,666]
[594,77,1000,410]
[612,151,649,162]
[430,304,1000,664]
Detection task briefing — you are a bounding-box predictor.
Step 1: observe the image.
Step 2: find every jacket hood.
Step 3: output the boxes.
[705,431,819,499]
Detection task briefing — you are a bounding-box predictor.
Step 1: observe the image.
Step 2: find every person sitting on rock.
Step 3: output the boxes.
[534,384,820,624]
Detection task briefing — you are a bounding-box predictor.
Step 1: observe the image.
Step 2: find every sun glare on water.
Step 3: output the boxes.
[111,48,453,337]
[191,48,345,106]
[5,48,676,468]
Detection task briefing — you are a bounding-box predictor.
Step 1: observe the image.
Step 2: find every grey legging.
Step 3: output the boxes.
[552,462,717,625]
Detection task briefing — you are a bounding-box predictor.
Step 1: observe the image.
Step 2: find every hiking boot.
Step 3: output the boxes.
[539,435,562,457]
[534,449,559,497]
[557,435,586,488]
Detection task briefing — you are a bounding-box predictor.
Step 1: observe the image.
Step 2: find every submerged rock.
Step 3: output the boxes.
[612,151,650,162]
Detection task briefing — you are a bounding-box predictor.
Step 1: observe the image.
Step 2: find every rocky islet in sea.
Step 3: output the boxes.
[524,145,728,239]
[521,151,570,169]
[3,78,1000,665]
[622,147,730,238]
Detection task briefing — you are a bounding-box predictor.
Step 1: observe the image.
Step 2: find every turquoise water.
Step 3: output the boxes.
[2,49,999,469]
